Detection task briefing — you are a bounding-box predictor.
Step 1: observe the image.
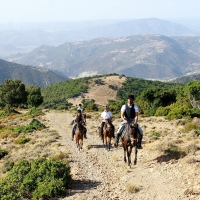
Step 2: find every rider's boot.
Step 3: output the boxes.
[114,132,121,147]
[84,128,87,139]
[137,135,143,149]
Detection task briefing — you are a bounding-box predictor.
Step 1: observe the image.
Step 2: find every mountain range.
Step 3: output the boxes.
[0,59,68,88]
[0,18,199,58]
[1,18,200,84]
[7,34,200,80]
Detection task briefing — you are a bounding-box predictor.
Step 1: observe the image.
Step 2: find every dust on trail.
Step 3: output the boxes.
[43,110,194,200]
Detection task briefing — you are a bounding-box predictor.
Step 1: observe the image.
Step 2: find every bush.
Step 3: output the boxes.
[166,106,192,120]
[155,106,171,116]
[150,132,160,140]
[26,107,43,116]
[181,122,200,133]
[14,137,31,144]
[13,119,46,133]
[0,149,8,159]
[0,158,71,200]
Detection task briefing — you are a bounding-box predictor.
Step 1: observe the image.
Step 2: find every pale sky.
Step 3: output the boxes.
[0,0,200,23]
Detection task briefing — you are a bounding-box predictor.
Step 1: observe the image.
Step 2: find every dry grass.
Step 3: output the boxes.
[126,183,140,193]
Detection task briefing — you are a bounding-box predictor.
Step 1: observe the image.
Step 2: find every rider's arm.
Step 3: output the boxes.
[121,111,128,123]
[134,112,138,124]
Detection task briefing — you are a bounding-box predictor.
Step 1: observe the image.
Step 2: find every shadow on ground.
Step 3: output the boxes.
[67,179,101,196]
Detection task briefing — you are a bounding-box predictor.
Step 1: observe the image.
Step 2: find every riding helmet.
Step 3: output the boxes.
[127,95,134,100]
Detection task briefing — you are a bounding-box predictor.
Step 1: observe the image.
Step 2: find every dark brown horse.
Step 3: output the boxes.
[121,122,140,166]
[75,122,85,151]
[102,119,115,151]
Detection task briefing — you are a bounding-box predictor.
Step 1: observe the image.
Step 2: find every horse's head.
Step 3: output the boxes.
[77,122,84,130]
[105,119,112,129]
[128,123,139,146]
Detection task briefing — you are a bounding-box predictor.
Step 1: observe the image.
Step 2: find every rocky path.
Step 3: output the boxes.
[42,111,198,200]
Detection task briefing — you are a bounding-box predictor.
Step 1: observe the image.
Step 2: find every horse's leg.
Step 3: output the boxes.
[102,131,105,147]
[108,136,111,151]
[127,146,133,167]
[75,134,79,148]
[105,134,108,150]
[123,145,127,163]
[80,138,83,151]
[134,145,138,165]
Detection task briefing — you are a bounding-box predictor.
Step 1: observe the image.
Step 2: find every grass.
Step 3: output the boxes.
[14,137,30,144]
[150,131,160,140]
[126,183,140,193]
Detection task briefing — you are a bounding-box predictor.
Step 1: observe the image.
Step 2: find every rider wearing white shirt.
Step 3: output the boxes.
[100,106,115,139]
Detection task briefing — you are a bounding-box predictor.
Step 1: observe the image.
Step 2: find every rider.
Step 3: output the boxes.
[114,94,143,148]
[71,109,87,141]
[77,103,83,112]
[100,106,115,139]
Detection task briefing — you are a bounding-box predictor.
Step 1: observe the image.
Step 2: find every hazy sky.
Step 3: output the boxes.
[0,0,200,23]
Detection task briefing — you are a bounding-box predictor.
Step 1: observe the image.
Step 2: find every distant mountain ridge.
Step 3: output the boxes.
[0,59,68,87]
[0,18,198,56]
[7,34,200,80]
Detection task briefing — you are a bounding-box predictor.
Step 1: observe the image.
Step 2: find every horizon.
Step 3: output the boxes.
[0,0,200,24]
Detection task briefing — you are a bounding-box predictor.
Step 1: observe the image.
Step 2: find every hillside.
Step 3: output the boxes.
[0,59,68,88]
[7,35,200,80]
[67,75,126,106]
[169,72,200,84]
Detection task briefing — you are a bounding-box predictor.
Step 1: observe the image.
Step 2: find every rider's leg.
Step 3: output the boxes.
[100,122,105,139]
[71,124,77,140]
[137,125,143,148]
[111,124,115,138]
[114,124,124,146]
[84,127,87,139]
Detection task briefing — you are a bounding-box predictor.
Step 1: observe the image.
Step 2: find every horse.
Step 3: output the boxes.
[74,122,85,151]
[121,122,140,167]
[102,119,115,151]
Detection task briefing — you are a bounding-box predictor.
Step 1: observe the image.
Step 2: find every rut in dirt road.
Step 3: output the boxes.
[43,111,191,200]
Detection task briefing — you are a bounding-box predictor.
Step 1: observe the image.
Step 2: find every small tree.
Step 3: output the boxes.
[0,79,27,107]
[26,85,43,107]
[184,81,200,109]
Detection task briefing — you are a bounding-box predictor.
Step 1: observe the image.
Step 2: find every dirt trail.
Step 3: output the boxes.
[42,111,199,200]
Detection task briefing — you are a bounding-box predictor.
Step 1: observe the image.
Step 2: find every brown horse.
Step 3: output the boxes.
[121,122,140,166]
[75,122,85,151]
[102,119,115,151]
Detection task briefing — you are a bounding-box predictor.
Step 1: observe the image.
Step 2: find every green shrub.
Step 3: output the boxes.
[166,106,191,120]
[0,149,8,159]
[14,137,30,144]
[26,107,43,116]
[164,146,186,160]
[155,106,171,116]
[150,132,160,140]
[94,79,103,85]
[0,158,71,200]
[182,122,200,133]
[0,104,19,118]
[13,119,46,133]
[195,129,200,136]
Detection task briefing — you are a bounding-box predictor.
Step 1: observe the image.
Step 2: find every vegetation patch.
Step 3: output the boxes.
[0,149,8,159]
[126,183,140,193]
[150,131,160,140]
[14,137,31,144]
[181,122,200,133]
[0,158,71,200]
[25,107,43,116]
[13,119,46,133]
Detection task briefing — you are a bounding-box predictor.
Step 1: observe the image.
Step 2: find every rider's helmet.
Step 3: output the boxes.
[127,94,134,100]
